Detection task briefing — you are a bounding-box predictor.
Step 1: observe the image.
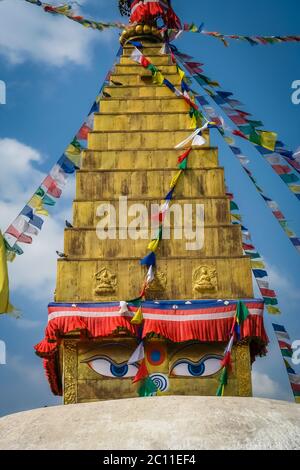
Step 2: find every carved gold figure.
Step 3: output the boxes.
[192,265,218,295]
[94,267,117,296]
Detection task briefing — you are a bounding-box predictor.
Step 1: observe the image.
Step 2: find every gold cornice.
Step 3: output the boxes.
[120,24,162,45]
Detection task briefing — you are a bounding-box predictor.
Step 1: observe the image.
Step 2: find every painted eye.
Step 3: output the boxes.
[87,356,138,378]
[171,355,223,377]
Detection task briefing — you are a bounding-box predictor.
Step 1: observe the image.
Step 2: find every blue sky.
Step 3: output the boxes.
[0,0,299,415]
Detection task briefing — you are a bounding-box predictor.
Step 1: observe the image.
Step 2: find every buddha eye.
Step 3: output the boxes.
[86,356,138,378]
[171,355,223,377]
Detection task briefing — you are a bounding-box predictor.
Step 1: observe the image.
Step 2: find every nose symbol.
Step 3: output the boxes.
[149,373,169,392]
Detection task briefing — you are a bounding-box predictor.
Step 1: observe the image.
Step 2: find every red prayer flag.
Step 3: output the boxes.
[141,56,150,68]
[273,211,285,220]
[43,176,62,198]
[177,147,192,164]
[242,243,255,251]
[291,383,300,392]
[76,124,91,141]
[220,351,232,371]
[230,115,248,125]
[235,109,252,117]
[7,225,32,244]
[278,340,292,350]
[232,129,247,140]
[132,359,149,383]
[18,233,32,244]
[260,288,276,298]
[271,165,292,175]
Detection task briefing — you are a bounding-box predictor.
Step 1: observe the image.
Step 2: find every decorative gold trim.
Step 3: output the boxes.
[234,343,252,397]
[63,340,78,405]
[120,24,162,45]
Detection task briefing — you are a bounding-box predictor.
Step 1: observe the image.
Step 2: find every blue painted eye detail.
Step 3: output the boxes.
[86,356,138,378]
[110,363,129,377]
[171,355,223,377]
[188,361,205,377]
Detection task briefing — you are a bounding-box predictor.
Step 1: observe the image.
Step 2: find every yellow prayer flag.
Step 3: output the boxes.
[65,144,82,167]
[190,114,197,129]
[28,194,42,209]
[284,228,295,238]
[56,5,71,14]
[295,397,300,404]
[152,71,165,86]
[177,66,185,81]
[35,207,49,216]
[130,307,143,325]
[225,136,235,145]
[259,131,277,151]
[170,170,183,189]
[65,144,80,157]
[266,305,281,315]
[251,261,265,269]
[147,238,160,252]
[208,80,220,87]
[231,213,242,221]
[289,185,300,193]
[0,232,14,314]
[29,195,49,217]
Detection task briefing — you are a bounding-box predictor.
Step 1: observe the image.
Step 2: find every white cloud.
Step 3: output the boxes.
[0,137,74,301]
[252,371,280,399]
[265,262,300,302]
[0,1,114,66]
[0,138,44,208]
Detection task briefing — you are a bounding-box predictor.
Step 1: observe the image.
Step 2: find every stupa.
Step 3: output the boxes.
[35,0,267,404]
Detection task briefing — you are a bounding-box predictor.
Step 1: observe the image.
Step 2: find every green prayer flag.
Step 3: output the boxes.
[219,367,228,386]
[179,159,188,170]
[230,201,239,211]
[238,124,253,136]
[216,384,224,397]
[4,240,23,256]
[138,377,158,397]
[127,296,143,306]
[71,137,82,151]
[281,349,293,358]
[42,195,56,206]
[194,76,207,86]
[249,129,261,146]
[236,300,249,324]
[147,64,157,74]
[35,187,45,198]
[247,120,264,128]
[246,252,261,259]
[280,174,299,184]
[263,297,278,306]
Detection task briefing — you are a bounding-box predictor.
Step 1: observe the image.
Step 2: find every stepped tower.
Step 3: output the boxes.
[36,27,267,403]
